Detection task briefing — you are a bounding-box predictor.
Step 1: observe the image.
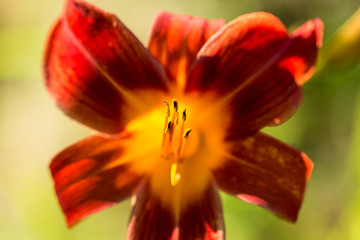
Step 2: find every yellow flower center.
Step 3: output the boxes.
[122,92,230,211]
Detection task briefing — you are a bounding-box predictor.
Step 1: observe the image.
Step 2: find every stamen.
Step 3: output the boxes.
[177,109,187,156]
[183,128,192,139]
[161,100,192,186]
[171,99,179,127]
[166,121,173,133]
[179,128,192,159]
[165,101,170,117]
[163,121,173,157]
[161,101,170,149]
[173,99,178,112]
[175,112,179,125]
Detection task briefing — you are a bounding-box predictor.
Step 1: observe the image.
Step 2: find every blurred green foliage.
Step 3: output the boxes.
[0,0,359,239]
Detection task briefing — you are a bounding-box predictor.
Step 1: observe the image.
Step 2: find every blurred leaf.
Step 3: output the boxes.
[319,7,360,71]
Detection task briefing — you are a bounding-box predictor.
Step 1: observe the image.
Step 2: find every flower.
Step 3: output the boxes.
[43,0,323,239]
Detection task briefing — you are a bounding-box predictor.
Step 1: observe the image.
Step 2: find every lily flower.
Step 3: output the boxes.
[44,0,323,239]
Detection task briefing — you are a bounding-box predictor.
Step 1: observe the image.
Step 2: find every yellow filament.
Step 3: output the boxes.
[161,101,170,149]
[179,128,192,159]
[171,99,179,128]
[177,110,187,156]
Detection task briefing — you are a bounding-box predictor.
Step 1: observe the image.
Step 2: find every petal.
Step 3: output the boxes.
[224,64,303,139]
[283,18,323,85]
[178,182,224,240]
[148,11,224,90]
[50,135,143,226]
[213,133,313,222]
[186,13,322,137]
[44,0,168,135]
[127,181,176,240]
[186,12,323,92]
[127,180,224,240]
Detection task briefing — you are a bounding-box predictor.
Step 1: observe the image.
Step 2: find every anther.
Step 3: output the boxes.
[173,99,178,112]
[164,101,170,117]
[166,121,173,133]
[178,128,192,160]
[183,128,192,139]
[162,101,171,149]
[182,109,187,121]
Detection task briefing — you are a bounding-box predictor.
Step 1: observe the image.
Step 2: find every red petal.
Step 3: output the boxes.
[127,181,224,240]
[185,13,322,137]
[281,18,323,85]
[44,0,168,135]
[186,12,322,91]
[127,181,176,240]
[224,64,303,139]
[213,133,312,222]
[148,12,224,90]
[178,182,224,240]
[50,135,143,226]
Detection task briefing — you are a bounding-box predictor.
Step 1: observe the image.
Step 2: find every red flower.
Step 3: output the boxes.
[44,0,322,239]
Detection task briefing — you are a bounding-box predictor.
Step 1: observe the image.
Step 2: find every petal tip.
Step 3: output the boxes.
[301,152,314,181]
[311,18,324,48]
[236,194,268,207]
[65,216,77,228]
[294,18,324,49]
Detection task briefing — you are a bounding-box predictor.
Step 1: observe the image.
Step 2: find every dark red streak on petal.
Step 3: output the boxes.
[51,134,131,191]
[59,165,141,227]
[186,13,322,138]
[214,133,312,222]
[127,181,224,240]
[64,0,168,90]
[178,182,224,240]
[225,65,303,139]
[44,0,168,134]
[186,12,290,94]
[187,13,322,93]
[148,12,224,87]
[50,135,142,226]
[45,20,128,134]
[127,181,176,240]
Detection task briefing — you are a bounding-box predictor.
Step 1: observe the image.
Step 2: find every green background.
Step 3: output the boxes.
[0,0,359,239]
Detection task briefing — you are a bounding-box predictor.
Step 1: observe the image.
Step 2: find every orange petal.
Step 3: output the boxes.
[214,132,312,222]
[148,11,224,90]
[50,135,143,226]
[44,0,168,135]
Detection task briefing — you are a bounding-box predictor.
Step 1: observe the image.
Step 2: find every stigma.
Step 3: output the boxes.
[161,100,192,186]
